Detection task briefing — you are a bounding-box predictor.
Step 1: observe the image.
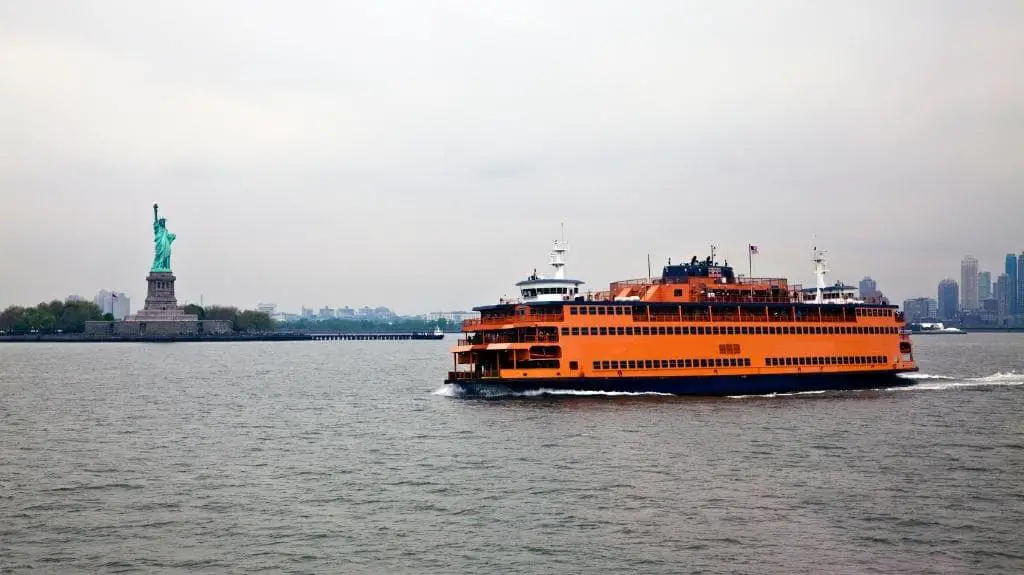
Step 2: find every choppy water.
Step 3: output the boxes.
[1,334,1023,574]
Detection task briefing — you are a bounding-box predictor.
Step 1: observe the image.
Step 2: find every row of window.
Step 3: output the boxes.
[561,325,899,336]
[592,358,754,371]
[587,355,891,371]
[765,356,888,367]
[569,305,896,318]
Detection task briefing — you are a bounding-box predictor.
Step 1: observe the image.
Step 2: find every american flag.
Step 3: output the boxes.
[749,245,759,255]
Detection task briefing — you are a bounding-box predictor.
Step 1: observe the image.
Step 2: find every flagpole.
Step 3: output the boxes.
[748,246,752,278]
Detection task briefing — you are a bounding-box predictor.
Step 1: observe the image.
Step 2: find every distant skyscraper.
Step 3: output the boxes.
[902,297,938,323]
[1007,254,1018,315]
[978,271,992,301]
[995,273,1010,322]
[1018,253,1024,316]
[858,276,878,300]
[937,279,959,321]
[960,256,979,312]
[94,290,131,320]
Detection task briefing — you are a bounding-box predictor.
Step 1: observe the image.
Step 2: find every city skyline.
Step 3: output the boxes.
[1,2,1022,312]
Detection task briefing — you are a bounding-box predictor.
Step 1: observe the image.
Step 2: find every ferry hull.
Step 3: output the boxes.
[445,369,919,396]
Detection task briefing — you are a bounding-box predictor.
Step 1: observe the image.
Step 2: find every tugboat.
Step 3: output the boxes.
[445,238,918,395]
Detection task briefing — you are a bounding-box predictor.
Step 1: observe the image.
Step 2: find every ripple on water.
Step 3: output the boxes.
[0,337,1023,574]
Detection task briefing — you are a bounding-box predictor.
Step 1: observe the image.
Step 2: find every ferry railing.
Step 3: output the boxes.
[459,334,560,345]
[463,316,516,329]
[523,313,565,323]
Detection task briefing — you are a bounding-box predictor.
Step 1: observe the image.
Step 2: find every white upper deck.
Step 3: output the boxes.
[514,232,585,302]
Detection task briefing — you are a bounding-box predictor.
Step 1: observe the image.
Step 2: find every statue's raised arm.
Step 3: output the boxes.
[153,203,159,225]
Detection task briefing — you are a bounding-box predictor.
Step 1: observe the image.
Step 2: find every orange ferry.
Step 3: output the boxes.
[446,237,918,395]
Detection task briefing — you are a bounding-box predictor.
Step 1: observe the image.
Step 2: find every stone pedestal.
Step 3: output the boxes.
[143,271,180,312]
[86,271,232,338]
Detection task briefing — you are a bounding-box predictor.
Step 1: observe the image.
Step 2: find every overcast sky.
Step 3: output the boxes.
[1,0,1021,314]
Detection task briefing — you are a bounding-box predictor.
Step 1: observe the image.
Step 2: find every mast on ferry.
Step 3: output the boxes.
[812,246,828,304]
[549,224,568,280]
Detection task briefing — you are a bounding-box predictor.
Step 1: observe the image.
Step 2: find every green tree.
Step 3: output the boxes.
[204,306,239,322]
[183,304,205,320]
[23,307,57,331]
[55,300,103,332]
[0,306,25,332]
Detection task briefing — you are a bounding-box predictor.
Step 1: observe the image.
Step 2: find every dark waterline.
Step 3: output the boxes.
[2,335,1023,573]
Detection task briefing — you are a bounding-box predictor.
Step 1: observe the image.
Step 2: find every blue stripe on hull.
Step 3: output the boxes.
[446,370,917,396]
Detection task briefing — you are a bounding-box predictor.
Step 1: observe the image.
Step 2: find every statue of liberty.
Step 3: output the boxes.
[151,203,176,272]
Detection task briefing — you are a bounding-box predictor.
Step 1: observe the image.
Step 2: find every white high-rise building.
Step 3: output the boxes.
[960,256,979,312]
[94,290,131,320]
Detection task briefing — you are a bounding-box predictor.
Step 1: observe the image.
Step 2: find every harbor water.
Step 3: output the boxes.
[2,335,1023,573]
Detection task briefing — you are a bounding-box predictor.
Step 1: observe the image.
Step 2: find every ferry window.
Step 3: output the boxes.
[699,359,708,368]
[579,307,588,315]
[580,327,589,335]
[784,357,792,366]
[644,360,653,369]
[610,360,619,369]
[561,327,569,336]
[598,307,606,315]
[685,359,693,368]
[674,326,682,335]
[674,289,683,297]
[626,327,634,335]
[653,360,661,368]
[569,307,577,315]
[697,327,705,335]
[642,327,650,335]
[627,360,636,369]
[658,327,667,335]
[744,358,751,367]
[714,359,723,368]
[729,358,737,367]
[712,327,720,335]
[617,327,625,335]
[570,361,579,370]
[599,327,608,336]
[602,361,610,370]
[592,361,600,370]
[571,327,579,335]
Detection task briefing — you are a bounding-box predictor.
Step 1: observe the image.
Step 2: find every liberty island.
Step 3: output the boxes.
[85,204,232,338]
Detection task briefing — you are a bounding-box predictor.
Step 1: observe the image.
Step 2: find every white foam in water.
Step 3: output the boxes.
[892,371,1024,392]
[896,373,955,380]
[437,372,1024,399]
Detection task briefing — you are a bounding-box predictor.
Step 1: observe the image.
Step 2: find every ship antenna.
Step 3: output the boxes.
[549,225,568,280]
[812,245,829,304]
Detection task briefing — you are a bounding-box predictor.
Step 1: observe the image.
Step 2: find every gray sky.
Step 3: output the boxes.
[1,0,1022,314]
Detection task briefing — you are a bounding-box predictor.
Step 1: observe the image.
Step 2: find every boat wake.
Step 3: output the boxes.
[891,371,1024,392]
[435,372,1024,400]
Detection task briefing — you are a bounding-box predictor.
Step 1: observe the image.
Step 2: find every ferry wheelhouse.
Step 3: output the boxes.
[445,239,918,395]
